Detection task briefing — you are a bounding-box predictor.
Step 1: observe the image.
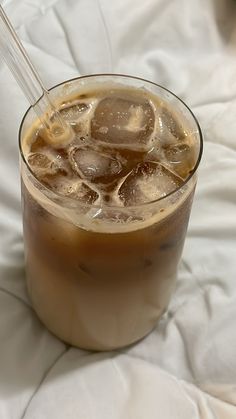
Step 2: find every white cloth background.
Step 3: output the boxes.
[0,0,236,417]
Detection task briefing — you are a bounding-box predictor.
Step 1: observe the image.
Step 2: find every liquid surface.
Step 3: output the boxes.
[25,85,197,209]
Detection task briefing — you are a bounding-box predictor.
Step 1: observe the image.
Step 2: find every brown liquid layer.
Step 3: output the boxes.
[22,182,195,350]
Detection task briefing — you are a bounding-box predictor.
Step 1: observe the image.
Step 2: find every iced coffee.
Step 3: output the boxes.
[20,75,202,350]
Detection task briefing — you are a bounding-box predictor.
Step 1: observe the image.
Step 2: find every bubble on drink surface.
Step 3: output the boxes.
[68,146,122,182]
[118,161,183,206]
[91,94,155,150]
[164,142,195,179]
[60,102,90,121]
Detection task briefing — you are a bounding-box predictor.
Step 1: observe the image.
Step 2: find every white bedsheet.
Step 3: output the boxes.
[0,0,236,417]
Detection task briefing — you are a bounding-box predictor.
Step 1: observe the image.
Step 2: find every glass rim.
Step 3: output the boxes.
[19,73,203,210]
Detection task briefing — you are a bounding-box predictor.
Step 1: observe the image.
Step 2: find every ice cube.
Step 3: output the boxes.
[164,143,195,179]
[60,102,89,122]
[68,146,122,182]
[91,95,155,150]
[39,170,99,204]
[160,107,186,141]
[154,106,187,149]
[30,135,47,153]
[60,179,99,204]
[28,151,64,175]
[118,161,183,206]
[27,151,69,189]
[28,152,52,169]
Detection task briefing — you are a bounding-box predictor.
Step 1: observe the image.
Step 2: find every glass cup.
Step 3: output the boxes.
[19,74,203,350]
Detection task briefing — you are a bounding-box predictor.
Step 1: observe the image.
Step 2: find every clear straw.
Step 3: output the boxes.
[0,4,72,146]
